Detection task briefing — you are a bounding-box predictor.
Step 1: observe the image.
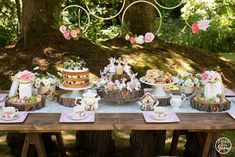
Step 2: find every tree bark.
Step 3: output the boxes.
[15,0,21,36]
[17,0,60,47]
[124,0,157,35]
[76,131,115,157]
[130,130,166,157]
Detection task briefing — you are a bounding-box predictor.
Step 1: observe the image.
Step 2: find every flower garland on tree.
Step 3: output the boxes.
[125,32,155,45]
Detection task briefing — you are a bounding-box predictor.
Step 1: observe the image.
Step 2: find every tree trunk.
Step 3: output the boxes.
[124,0,157,35]
[76,131,115,157]
[15,0,21,36]
[130,130,166,157]
[17,0,60,47]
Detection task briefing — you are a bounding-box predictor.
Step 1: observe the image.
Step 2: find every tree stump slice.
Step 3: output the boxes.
[76,131,115,157]
[5,98,45,111]
[158,96,171,106]
[98,89,143,104]
[6,133,57,157]
[191,96,231,112]
[57,96,81,107]
[130,130,166,157]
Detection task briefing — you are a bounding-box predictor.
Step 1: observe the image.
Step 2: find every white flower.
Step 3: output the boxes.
[42,78,50,87]
[198,20,211,31]
[35,83,41,88]
[35,78,41,84]
[125,34,130,40]
[135,35,144,45]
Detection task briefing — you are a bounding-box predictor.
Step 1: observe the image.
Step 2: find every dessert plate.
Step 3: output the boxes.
[143,111,180,123]
[60,111,95,123]
[151,113,171,120]
[0,112,28,123]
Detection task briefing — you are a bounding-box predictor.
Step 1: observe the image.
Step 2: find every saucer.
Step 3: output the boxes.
[151,113,171,120]
[1,113,20,121]
[68,114,88,120]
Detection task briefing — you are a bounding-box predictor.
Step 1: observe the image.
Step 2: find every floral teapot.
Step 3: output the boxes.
[76,90,101,111]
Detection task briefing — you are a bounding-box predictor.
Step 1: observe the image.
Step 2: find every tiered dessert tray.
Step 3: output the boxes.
[58,84,93,107]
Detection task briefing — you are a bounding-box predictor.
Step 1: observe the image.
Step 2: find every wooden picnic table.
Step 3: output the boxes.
[0,112,235,157]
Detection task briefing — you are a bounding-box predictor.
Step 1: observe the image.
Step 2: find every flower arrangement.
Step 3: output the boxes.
[15,70,35,83]
[192,20,211,33]
[59,25,81,40]
[63,57,86,70]
[178,71,200,87]
[200,70,221,83]
[34,72,59,88]
[125,32,155,45]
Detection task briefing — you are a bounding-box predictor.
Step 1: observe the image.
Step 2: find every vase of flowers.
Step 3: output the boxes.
[34,72,59,101]
[178,71,201,95]
[200,70,223,99]
[15,70,35,99]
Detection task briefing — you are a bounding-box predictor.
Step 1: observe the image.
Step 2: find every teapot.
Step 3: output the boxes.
[75,90,100,111]
[170,94,186,108]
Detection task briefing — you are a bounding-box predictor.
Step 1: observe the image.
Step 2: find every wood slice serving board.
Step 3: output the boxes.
[5,98,45,111]
[191,96,231,112]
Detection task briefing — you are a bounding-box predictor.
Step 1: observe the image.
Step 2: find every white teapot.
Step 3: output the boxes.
[77,90,100,111]
[170,94,186,108]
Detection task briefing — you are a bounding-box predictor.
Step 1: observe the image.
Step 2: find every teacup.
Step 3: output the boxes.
[153,107,169,119]
[170,94,186,108]
[3,107,18,118]
[72,105,86,119]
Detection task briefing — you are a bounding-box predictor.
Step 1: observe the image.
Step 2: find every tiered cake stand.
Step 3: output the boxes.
[58,84,93,107]
[140,77,178,106]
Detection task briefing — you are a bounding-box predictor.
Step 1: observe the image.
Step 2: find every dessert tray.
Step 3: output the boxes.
[140,77,179,98]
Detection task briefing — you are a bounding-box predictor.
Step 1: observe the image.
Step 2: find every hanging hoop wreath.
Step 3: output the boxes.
[154,0,184,10]
[85,0,126,20]
[59,5,91,40]
[121,0,162,35]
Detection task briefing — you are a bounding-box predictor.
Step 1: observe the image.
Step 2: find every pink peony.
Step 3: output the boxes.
[59,25,67,33]
[63,30,71,40]
[192,23,199,33]
[130,37,135,44]
[198,20,211,31]
[201,72,209,81]
[144,32,155,43]
[16,71,35,82]
[70,30,78,38]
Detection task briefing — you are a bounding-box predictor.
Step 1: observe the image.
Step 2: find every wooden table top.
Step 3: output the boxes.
[0,113,234,132]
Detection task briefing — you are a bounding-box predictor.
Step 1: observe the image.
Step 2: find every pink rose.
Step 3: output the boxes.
[201,72,208,81]
[70,30,78,38]
[63,30,71,40]
[144,32,155,43]
[59,25,67,33]
[192,23,199,33]
[130,37,135,44]
[76,29,81,35]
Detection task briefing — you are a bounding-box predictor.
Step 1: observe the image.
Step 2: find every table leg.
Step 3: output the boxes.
[198,132,212,157]
[21,133,47,157]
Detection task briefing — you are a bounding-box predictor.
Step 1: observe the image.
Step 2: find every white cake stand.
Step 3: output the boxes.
[140,77,179,98]
[59,84,93,99]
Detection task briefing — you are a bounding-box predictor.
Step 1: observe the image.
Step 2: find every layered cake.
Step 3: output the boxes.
[62,57,89,88]
[96,58,143,103]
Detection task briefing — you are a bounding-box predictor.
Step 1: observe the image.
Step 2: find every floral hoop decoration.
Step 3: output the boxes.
[34,72,59,88]
[125,32,155,45]
[59,5,91,40]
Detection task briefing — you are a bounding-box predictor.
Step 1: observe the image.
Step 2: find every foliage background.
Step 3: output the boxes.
[0,0,234,53]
